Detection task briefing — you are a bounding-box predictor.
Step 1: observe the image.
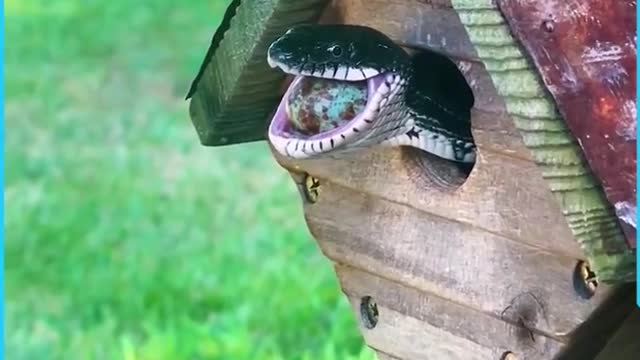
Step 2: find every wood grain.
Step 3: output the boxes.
[264,0,636,358]
[497,0,637,249]
[276,145,585,259]
[188,0,330,146]
[298,179,615,337]
[320,0,478,60]
[448,0,634,282]
[337,265,567,359]
[376,354,402,360]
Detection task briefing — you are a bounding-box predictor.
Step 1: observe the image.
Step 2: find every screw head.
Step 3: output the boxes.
[303,174,320,203]
[541,19,555,33]
[501,352,518,360]
[360,296,379,329]
[573,261,598,299]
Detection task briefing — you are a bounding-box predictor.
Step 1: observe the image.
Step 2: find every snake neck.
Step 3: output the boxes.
[351,67,477,163]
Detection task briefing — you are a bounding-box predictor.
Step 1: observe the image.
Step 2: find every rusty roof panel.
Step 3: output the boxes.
[497,0,637,249]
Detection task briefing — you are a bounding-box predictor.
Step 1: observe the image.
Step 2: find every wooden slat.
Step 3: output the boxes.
[188,0,330,146]
[337,266,567,359]
[320,0,478,60]
[376,354,402,360]
[276,145,585,258]
[448,0,634,282]
[296,179,615,337]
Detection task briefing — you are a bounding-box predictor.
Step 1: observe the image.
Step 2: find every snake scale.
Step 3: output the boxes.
[267,24,476,163]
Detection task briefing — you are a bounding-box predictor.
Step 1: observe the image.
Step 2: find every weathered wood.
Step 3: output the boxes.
[276,146,585,259]
[319,0,633,282]
[290,177,615,337]
[187,0,330,146]
[497,0,637,250]
[188,0,637,358]
[594,309,640,360]
[337,265,567,359]
[376,354,401,360]
[263,1,638,358]
[448,0,634,282]
[320,0,478,60]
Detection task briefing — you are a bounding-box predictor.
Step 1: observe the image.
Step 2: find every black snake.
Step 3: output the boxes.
[267,24,476,163]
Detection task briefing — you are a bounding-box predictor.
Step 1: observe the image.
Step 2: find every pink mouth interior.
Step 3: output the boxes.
[269,74,387,140]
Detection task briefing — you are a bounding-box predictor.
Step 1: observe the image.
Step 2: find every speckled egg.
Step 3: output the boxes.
[286,77,368,136]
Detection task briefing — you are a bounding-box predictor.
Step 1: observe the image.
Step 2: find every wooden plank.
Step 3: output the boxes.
[448,0,633,282]
[320,0,479,61]
[336,265,567,359]
[275,145,585,259]
[187,0,330,146]
[497,0,637,249]
[376,354,401,360]
[296,179,615,337]
[594,309,640,360]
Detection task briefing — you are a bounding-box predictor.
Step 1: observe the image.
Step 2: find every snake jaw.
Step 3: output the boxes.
[268,72,395,159]
[265,24,477,163]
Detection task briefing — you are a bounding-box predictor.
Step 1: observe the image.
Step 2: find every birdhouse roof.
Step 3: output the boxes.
[497,0,637,250]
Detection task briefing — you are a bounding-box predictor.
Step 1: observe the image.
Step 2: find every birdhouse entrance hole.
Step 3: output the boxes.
[401,48,476,190]
[402,147,474,190]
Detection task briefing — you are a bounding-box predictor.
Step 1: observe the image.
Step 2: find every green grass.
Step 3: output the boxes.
[4,0,374,358]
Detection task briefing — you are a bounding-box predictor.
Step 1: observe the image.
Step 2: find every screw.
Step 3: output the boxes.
[501,352,517,360]
[541,19,554,33]
[573,261,598,299]
[360,296,379,329]
[303,174,320,203]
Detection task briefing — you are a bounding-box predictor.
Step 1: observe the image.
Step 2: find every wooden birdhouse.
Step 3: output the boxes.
[187,0,638,359]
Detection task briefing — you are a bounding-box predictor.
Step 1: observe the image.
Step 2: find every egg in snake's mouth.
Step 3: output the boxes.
[268,72,399,158]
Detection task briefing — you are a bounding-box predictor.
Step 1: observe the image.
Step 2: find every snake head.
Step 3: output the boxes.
[267,24,411,159]
[267,24,409,81]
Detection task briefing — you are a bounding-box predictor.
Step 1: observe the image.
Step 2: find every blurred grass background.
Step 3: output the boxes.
[4,0,375,358]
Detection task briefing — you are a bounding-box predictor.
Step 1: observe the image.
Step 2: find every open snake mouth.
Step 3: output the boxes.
[265,24,476,163]
[268,61,400,158]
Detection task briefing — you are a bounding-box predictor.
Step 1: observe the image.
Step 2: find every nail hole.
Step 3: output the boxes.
[541,19,555,33]
[360,296,379,329]
[302,174,320,203]
[573,261,598,299]
[501,351,518,360]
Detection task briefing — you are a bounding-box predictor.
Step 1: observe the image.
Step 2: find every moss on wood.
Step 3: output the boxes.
[451,0,635,283]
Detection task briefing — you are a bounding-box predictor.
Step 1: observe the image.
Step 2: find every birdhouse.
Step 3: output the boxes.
[186,0,638,359]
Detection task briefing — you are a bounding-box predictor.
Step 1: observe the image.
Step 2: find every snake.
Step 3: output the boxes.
[266,24,476,163]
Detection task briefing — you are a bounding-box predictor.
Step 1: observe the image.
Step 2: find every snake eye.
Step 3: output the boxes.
[329,45,343,57]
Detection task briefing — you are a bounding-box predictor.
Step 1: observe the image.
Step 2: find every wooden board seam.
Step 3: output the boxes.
[331,263,568,345]
[294,174,586,261]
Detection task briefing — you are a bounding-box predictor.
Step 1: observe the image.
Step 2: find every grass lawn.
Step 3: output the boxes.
[4,0,374,358]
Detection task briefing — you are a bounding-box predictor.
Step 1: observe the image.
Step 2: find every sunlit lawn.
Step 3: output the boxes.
[4,0,374,358]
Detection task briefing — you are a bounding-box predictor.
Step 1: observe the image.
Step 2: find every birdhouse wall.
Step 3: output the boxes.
[271,0,635,359]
